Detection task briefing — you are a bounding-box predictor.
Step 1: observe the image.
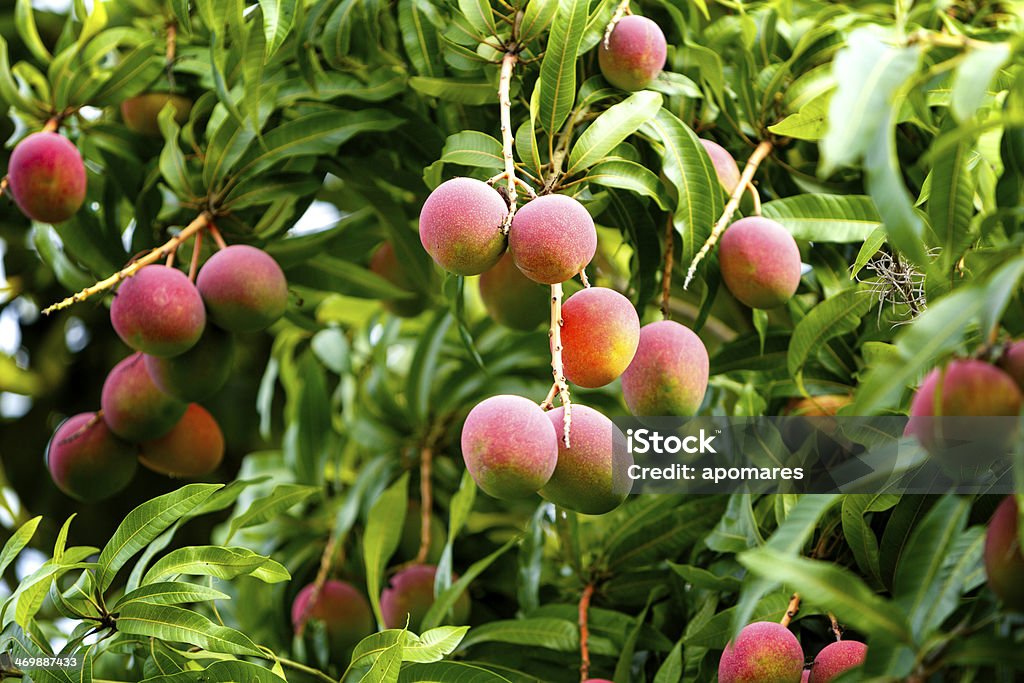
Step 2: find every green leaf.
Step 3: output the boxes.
[822,27,921,172]
[117,603,262,656]
[258,0,296,57]
[567,91,662,175]
[864,104,928,266]
[440,131,505,170]
[768,88,831,140]
[641,109,723,264]
[458,0,497,38]
[142,546,290,584]
[761,194,881,243]
[15,0,53,63]
[399,662,512,682]
[225,483,319,541]
[158,106,200,200]
[233,109,404,181]
[365,474,410,627]
[893,495,970,639]
[0,517,41,577]
[842,494,900,589]
[739,548,912,643]
[407,312,454,422]
[399,0,443,77]
[585,159,669,210]
[421,536,518,631]
[409,77,497,105]
[460,618,578,651]
[141,660,286,682]
[927,121,975,269]
[0,35,47,116]
[169,0,191,34]
[951,43,1010,122]
[404,626,470,662]
[787,287,873,382]
[520,0,558,43]
[97,484,222,591]
[537,0,588,134]
[114,581,231,609]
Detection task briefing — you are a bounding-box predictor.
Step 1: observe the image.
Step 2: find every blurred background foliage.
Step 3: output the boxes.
[0,0,1021,681]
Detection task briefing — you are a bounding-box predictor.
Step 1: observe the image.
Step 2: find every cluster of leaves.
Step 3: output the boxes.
[0,0,1023,681]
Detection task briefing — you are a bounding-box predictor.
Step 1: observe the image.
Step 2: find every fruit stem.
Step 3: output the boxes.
[603,0,633,49]
[747,181,762,215]
[415,439,435,564]
[578,582,595,682]
[208,221,228,250]
[549,282,572,446]
[661,213,674,320]
[579,267,590,288]
[165,246,176,267]
[828,611,842,641]
[683,140,773,290]
[498,49,521,233]
[0,177,7,200]
[297,530,342,638]
[539,381,559,411]
[188,230,203,281]
[780,592,801,627]
[42,212,212,314]
[42,117,60,133]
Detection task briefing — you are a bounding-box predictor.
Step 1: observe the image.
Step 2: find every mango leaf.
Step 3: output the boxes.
[519,0,558,43]
[421,536,518,631]
[537,0,588,134]
[225,484,319,541]
[951,43,1011,122]
[258,0,296,57]
[892,495,970,639]
[460,618,578,651]
[116,603,262,656]
[142,546,290,584]
[15,0,52,63]
[768,89,831,140]
[365,474,410,627]
[0,517,41,577]
[927,120,975,269]
[399,662,511,682]
[114,581,231,609]
[585,159,669,210]
[458,0,497,38]
[409,77,497,105]
[762,194,881,243]
[566,90,663,175]
[822,27,921,172]
[141,661,286,682]
[739,548,912,643]
[96,484,222,591]
[440,131,505,170]
[399,0,443,77]
[232,109,403,181]
[787,287,873,382]
[641,109,723,264]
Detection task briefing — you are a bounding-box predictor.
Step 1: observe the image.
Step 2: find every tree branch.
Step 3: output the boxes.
[683,140,773,289]
[42,212,212,314]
